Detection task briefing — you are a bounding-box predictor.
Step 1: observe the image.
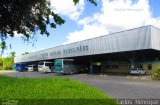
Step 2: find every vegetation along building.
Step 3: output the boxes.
[14,25,160,74]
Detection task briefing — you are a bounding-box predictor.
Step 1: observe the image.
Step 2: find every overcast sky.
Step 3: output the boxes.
[4,0,160,56]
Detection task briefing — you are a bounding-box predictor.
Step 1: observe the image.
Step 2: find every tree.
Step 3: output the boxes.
[22,52,30,55]
[3,56,14,70]
[0,57,3,67]
[0,51,15,70]
[10,51,16,57]
[0,0,97,49]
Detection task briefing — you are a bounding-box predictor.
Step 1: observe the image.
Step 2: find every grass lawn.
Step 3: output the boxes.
[0,76,119,105]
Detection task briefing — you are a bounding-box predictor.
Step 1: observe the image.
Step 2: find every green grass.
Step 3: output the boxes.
[0,76,119,105]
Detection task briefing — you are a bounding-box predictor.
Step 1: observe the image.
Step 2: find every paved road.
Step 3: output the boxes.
[70,74,160,99]
[1,71,160,99]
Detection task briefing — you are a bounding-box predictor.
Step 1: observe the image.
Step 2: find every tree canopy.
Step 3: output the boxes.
[22,52,30,55]
[0,51,15,70]
[0,0,97,50]
[10,51,16,57]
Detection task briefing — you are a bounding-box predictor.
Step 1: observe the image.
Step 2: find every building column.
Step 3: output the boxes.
[89,65,93,74]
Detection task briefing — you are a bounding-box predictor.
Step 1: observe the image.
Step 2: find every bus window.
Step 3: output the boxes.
[54,60,62,66]
[64,60,70,65]
[63,60,74,65]
[38,62,43,65]
[45,63,52,70]
[45,63,52,66]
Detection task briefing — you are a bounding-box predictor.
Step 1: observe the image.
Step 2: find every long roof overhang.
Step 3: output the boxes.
[14,25,160,63]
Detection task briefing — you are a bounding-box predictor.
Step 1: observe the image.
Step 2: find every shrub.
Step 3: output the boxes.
[152,68,160,80]
[0,66,12,70]
[0,66,3,70]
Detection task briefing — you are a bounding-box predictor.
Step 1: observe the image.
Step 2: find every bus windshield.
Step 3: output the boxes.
[38,62,43,65]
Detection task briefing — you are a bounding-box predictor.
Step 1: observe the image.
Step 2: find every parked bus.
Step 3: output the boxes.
[16,63,28,72]
[12,64,16,70]
[28,64,38,72]
[38,61,53,72]
[53,59,80,74]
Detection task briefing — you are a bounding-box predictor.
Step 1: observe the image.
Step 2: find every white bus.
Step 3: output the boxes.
[38,61,53,72]
[53,59,80,74]
[28,64,38,72]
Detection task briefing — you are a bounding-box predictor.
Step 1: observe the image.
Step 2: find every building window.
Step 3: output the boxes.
[105,65,110,69]
[148,64,152,70]
[112,65,119,69]
[104,65,119,69]
[139,64,143,68]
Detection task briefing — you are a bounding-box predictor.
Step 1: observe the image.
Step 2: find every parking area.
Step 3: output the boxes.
[0,71,160,99]
[70,74,160,99]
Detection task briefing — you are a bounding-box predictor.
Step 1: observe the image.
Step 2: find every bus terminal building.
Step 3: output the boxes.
[14,25,160,74]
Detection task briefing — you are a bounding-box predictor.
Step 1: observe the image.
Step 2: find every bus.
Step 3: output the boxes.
[53,59,80,74]
[28,64,38,72]
[16,63,28,72]
[38,61,53,72]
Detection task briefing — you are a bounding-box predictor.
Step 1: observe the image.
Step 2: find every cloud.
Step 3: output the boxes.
[31,48,44,53]
[63,24,109,44]
[50,0,84,20]
[64,0,160,44]
[98,0,151,32]
[13,31,23,37]
[145,17,160,28]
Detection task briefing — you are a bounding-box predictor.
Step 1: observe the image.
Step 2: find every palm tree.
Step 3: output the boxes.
[10,51,16,57]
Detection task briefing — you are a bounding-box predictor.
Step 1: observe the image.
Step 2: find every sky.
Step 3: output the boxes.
[3,0,160,56]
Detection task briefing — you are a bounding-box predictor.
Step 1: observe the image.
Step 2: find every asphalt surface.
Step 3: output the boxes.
[70,74,160,99]
[0,71,160,99]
